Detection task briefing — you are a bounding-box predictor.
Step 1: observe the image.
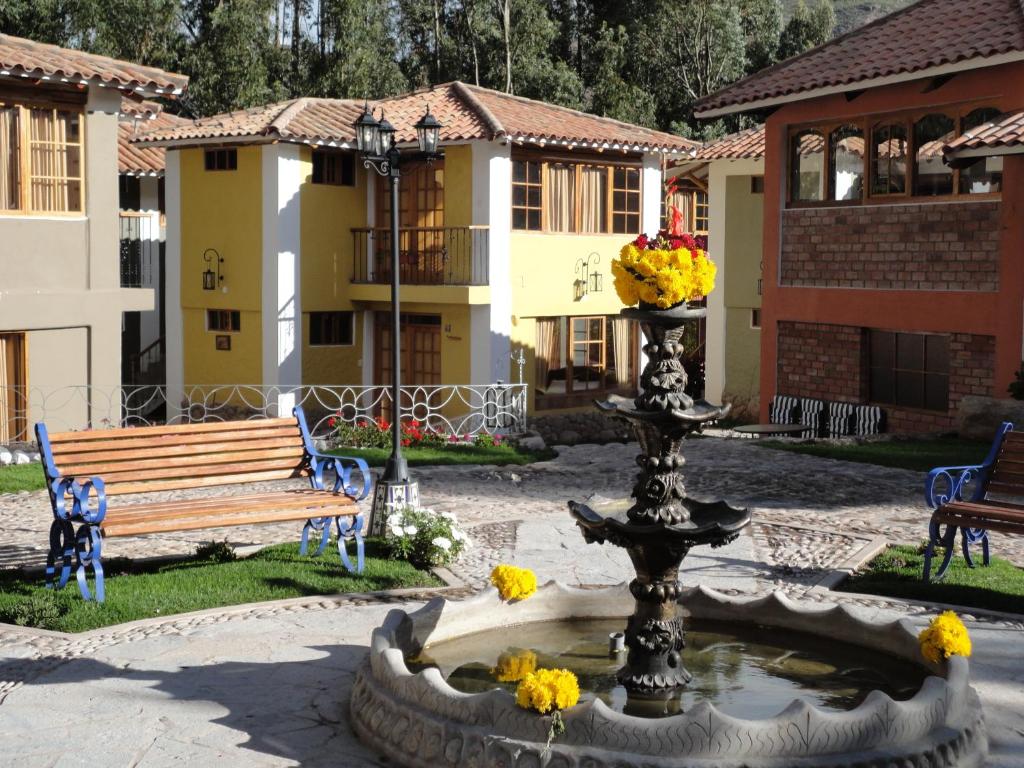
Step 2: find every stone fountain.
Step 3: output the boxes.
[349,301,988,767]
[569,303,749,710]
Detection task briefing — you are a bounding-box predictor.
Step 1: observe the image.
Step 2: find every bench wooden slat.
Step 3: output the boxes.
[50,436,308,465]
[97,468,310,496]
[103,492,354,526]
[49,427,303,457]
[103,506,354,537]
[938,502,1024,525]
[58,447,306,478]
[933,516,1024,536]
[72,457,307,487]
[81,488,334,514]
[46,417,299,443]
[984,481,1024,497]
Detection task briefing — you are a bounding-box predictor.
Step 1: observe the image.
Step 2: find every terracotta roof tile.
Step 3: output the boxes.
[0,33,187,95]
[136,81,698,154]
[696,0,1024,117]
[119,104,190,175]
[695,126,766,160]
[945,110,1024,154]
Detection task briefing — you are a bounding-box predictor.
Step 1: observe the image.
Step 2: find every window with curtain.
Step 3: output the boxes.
[959,107,1003,194]
[829,125,864,201]
[693,191,708,234]
[535,315,637,409]
[546,162,576,232]
[579,165,608,233]
[789,129,825,202]
[913,114,955,196]
[0,333,27,442]
[870,123,908,196]
[0,103,83,213]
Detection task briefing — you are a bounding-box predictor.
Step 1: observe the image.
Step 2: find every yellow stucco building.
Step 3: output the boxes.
[137,83,697,417]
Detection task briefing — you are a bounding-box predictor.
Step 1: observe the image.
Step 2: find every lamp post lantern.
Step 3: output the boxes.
[354,103,443,532]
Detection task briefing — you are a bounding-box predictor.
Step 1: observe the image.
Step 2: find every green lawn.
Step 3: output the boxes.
[756,437,992,473]
[0,540,441,633]
[838,544,1024,615]
[329,443,555,467]
[0,463,45,494]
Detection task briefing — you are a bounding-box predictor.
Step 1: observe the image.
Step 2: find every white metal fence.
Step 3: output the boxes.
[0,383,528,441]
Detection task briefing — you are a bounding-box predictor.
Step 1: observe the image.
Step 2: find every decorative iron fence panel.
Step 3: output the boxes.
[0,383,527,441]
[352,226,489,286]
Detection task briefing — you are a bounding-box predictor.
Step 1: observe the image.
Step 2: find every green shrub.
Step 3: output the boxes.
[194,540,236,563]
[384,506,469,569]
[8,591,66,629]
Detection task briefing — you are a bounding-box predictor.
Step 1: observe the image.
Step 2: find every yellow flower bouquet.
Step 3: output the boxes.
[611,230,716,310]
[919,611,972,664]
[515,667,580,753]
[490,564,538,602]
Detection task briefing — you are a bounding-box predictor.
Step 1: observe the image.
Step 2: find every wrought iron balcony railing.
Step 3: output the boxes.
[352,226,489,286]
[119,212,163,289]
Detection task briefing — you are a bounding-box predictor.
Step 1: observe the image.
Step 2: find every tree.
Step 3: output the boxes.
[0,0,95,48]
[88,0,181,72]
[777,0,835,61]
[739,0,783,75]
[587,24,656,127]
[313,0,406,99]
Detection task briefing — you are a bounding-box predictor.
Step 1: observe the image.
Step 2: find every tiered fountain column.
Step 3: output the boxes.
[570,304,750,705]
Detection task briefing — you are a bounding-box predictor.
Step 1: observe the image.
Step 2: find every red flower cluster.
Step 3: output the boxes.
[632,230,702,254]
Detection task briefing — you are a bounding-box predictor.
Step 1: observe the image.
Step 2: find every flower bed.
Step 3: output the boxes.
[328,415,505,450]
[384,506,470,569]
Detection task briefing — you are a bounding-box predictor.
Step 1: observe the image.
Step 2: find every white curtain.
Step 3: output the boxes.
[546,163,575,232]
[580,166,607,233]
[0,335,9,442]
[611,318,632,388]
[0,107,17,210]
[535,319,559,390]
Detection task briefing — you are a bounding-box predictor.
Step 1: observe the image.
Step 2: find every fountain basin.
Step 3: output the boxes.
[350,583,987,767]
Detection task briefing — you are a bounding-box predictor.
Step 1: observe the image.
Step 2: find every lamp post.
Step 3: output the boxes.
[354,103,443,531]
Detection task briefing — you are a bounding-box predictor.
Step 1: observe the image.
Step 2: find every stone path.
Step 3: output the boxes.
[2,436,1024,765]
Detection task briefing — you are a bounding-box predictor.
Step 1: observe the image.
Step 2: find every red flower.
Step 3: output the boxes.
[327,417,337,428]
[633,233,649,249]
[401,438,411,447]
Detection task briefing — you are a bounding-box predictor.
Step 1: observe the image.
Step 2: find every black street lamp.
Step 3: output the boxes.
[354,102,443,524]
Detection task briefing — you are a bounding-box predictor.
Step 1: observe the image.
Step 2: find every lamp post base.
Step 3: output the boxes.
[369,476,420,537]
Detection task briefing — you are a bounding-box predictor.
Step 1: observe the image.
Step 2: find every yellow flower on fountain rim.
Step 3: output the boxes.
[515,668,580,714]
[492,649,538,682]
[490,564,538,601]
[919,611,972,664]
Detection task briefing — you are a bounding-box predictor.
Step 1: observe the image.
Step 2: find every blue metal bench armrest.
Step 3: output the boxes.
[36,422,107,525]
[925,464,986,509]
[307,452,371,500]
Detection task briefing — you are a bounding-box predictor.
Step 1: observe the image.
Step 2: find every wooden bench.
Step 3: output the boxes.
[35,406,371,602]
[923,421,1023,581]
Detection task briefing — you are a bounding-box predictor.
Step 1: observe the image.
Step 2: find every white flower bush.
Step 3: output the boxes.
[384,505,470,569]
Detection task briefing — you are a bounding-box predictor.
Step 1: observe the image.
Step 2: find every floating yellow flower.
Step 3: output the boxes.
[515,668,580,714]
[490,564,538,602]
[919,611,972,664]
[492,650,538,682]
[612,233,717,309]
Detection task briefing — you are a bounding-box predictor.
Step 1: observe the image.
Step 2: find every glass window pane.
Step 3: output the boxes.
[790,130,824,202]
[0,106,19,210]
[960,107,1004,194]
[613,190,625,210]
[528,161,540,183]
[829,125,863,201]
[573,318,586,340]
[913,114,955,196]
[870,366,894,403]
[896,333,925,370]
[925,334,949,373]
[513,160,526,183]
[527,210,541,230]
[626,193,639,213]
[895,370,924,408]
[512,185,526,206]
[527,186,541,207]
[925,374,949,411]
[871,124,907,195]
[512,209,526,229]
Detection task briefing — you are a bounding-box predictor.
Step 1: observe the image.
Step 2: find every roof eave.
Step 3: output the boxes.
[134,134,278,149]
[948,143,1024,160]
[695,50,1024,119]
[507,133,695,156]
[0,67,185,98]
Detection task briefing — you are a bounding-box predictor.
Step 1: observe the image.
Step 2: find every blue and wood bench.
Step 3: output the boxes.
[35,406,371,602]
[923,421,1022,581]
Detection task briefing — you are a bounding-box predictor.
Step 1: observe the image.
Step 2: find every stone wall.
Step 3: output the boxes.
[775,321,995,433]
[780,202,1000,290]
[530,411,632,446]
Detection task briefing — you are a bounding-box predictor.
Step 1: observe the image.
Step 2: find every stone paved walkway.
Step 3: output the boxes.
[1,437,1023,765]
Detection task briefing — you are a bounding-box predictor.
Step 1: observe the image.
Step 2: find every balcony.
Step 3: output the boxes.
[119,212,162,289]
[352,226,489,286]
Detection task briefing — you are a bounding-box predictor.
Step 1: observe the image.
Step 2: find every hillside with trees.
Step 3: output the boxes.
[0,0,857,138]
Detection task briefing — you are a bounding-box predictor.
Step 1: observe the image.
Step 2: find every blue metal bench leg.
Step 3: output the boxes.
[74,524,105,603]
[334,514,365,574]
[961,528,976,568]
[45,519,76,591]
[924,519,958,583]
[982,532,990,565]
[300,517,332,557]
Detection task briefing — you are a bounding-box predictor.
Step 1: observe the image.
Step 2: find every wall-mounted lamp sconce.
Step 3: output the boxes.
[574,252,603,301]
[202,248,226,292]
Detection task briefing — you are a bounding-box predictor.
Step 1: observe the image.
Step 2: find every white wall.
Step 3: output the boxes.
[164,150,184,418]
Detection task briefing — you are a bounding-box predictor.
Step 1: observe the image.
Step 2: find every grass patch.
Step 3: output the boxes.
[838,544,1024,615]
[756,437,991,473]
[0,464,46,494]
[0,540,441,633]
[328,443,556,467]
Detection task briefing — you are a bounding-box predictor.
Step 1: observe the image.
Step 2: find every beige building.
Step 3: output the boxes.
[669,127,765,419]
[0,34,187,438]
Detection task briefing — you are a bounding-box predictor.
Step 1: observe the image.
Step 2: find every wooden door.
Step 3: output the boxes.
[374,313,442,421]
[0,332,27,441]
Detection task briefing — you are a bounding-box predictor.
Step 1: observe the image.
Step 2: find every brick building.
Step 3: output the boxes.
[695,0,1024,433]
